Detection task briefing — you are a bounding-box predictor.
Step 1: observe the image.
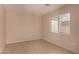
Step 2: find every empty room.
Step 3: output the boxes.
[0,4,79,54]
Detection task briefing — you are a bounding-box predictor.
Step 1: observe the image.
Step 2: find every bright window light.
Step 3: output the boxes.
[51,20,58,33]
[51,13,70,34]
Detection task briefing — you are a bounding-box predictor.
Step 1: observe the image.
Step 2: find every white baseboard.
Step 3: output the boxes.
[6,37,42,44]
[43,38,77,53]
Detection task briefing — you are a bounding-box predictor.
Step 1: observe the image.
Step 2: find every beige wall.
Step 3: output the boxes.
[42,5,79,53]
[5,5,42,44]
[0,5,5,53]
[4,5,79,53]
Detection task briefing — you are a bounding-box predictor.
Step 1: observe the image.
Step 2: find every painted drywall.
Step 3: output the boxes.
[0,5,5,53]
[5,5,42,44]
[42,5,79,53]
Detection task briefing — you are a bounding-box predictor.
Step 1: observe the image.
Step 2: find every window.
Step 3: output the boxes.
[51,13,70,34]
[51,20,58,33]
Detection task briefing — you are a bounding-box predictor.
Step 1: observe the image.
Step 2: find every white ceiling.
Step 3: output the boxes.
[4,4,66,16]
[25,4,66,16]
